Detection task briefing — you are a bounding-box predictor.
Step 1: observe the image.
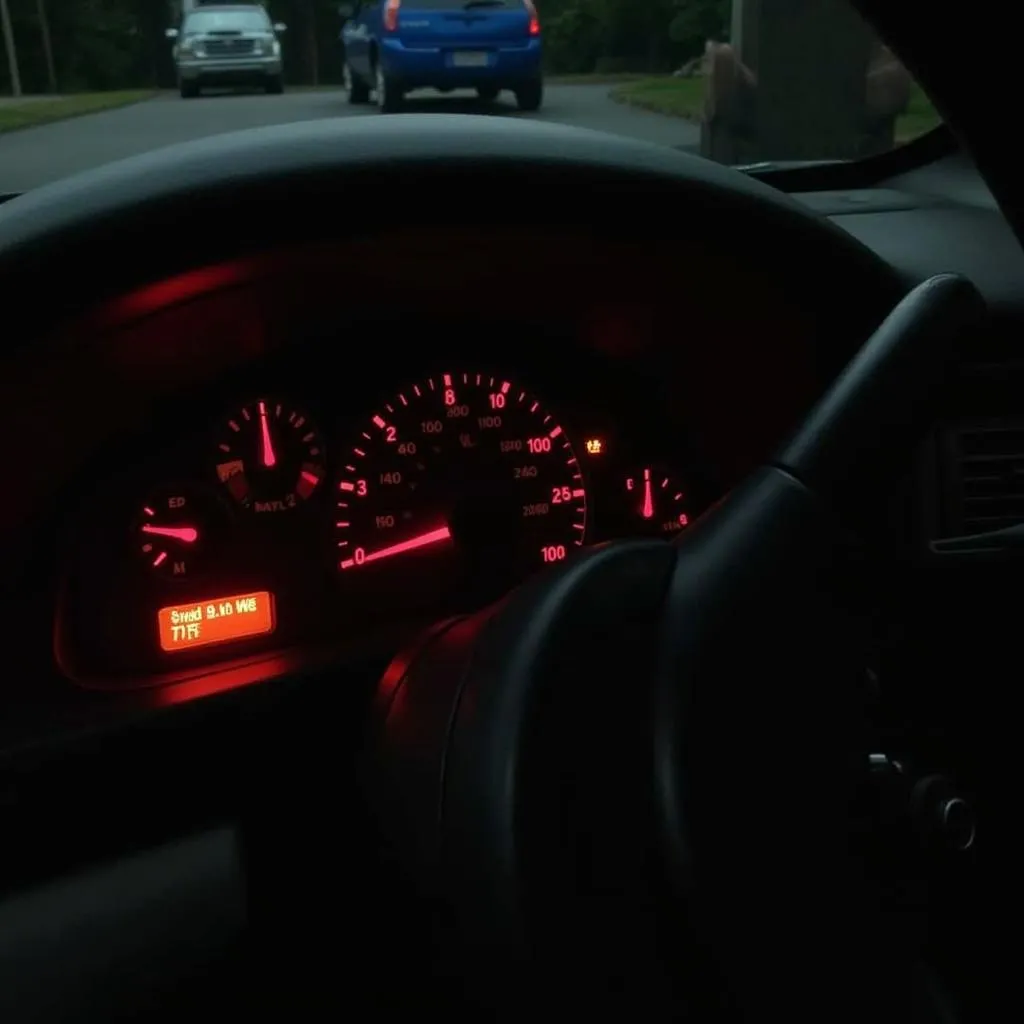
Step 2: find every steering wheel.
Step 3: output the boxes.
[0,116,982,1021]
[367,276,979,1023]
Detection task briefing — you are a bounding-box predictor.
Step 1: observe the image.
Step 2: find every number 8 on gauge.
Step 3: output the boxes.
[334,372,587,590]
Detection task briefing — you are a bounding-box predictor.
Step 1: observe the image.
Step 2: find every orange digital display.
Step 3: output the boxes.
[157,591,275,653]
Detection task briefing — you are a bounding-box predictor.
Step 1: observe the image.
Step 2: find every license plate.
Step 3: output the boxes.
[452,51,489,67]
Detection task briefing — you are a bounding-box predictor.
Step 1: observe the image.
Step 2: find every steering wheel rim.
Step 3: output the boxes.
[0,115,902,351]
[365,274,983,1020]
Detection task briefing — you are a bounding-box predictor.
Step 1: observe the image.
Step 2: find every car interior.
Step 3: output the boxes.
[0,1,1010,1020]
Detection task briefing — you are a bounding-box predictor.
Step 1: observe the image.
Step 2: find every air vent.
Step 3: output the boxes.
[944,421,1024,535]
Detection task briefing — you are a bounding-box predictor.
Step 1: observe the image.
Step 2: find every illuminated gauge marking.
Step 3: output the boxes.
[621,464,691,537]
[214,399,325,513]
[334,372,587,605]
[134,482,225,580]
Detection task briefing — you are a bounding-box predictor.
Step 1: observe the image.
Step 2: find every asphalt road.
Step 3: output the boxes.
[0,84,698,193]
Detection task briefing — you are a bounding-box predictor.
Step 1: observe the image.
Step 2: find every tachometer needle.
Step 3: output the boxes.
[258,400,277,468]
[141,524,198,543]
[341,525,451,569]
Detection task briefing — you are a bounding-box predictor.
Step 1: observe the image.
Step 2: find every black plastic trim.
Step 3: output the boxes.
[750,126,956,193]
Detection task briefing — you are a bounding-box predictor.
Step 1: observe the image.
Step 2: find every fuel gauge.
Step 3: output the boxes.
[134,482,226,580]
[620,464,691,538]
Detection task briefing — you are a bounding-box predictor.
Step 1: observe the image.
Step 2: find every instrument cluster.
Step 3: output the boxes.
[56,367,709,688]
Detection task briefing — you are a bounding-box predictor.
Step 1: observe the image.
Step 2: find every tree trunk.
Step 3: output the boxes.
[35,0,57,93]
[0,0,21,97]
[305,2,319,86]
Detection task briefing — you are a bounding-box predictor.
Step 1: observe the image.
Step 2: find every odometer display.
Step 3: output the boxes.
[335,372,587,604]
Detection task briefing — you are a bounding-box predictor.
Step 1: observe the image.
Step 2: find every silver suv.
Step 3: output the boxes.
[167,4,286,98]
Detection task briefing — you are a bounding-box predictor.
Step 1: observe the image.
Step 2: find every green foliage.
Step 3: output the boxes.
[540,0,728,73]
[669,0,730,48]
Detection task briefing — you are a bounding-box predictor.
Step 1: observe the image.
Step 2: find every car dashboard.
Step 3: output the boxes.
[57,323,710,687]
[0,155,1014,725]
[0,135,1014,1023]
[16,225,832,696]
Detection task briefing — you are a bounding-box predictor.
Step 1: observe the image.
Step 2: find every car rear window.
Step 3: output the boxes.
[398,0,522,9]
[184,10,271,33]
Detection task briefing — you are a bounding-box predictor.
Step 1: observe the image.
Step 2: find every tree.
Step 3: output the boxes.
[0,0,21,96]
[669,0,730,56]
[36,0,57,92]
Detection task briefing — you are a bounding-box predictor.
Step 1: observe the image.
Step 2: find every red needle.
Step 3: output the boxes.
[342,526,451,568]
[142,524,198,543]
[641,467,654,519]
[259,400,277,468]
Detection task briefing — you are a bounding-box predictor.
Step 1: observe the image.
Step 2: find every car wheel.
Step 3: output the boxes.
[265,76,284,95]
[344,63,370,104]
[514,78,543,112]
[477,86,499,102]
[375,62,403,113]
[179,81,199,99]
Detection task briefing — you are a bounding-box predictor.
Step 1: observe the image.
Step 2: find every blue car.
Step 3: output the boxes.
[340,0,543,113]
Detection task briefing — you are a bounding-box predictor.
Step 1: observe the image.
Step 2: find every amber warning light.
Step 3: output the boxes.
[157,590,275,653]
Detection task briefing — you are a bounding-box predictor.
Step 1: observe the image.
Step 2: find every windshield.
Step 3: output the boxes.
[0,1,941,193]
[183,10,272,34]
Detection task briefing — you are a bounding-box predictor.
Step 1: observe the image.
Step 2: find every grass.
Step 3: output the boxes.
[609,77,942,144]
[546,72,647,85]
[0,91,154,134]
[896,83,944,142]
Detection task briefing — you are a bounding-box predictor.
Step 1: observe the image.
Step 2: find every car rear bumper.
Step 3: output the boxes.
[178,58,282,84]
[379,37,541,88]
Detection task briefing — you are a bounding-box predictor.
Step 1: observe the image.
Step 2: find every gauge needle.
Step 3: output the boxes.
[258,400,277,468]
[345,525,451,568]
[641,467,654,519]
[141,524,198,543]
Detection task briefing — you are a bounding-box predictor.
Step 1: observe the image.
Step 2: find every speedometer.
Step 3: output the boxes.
[335,372,587,604]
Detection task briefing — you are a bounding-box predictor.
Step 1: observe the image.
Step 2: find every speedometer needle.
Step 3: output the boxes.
[342,525,451,569]
[141,524,198,543]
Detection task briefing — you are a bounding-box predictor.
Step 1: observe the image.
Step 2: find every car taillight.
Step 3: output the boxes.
[524,0,540,35]
[384,0,400,32]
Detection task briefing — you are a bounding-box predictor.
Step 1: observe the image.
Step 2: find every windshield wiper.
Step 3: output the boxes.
[732,158,849,173]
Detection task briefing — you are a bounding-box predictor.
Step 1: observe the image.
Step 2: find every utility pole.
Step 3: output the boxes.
[0,0,22,98]
[36,0,56,94]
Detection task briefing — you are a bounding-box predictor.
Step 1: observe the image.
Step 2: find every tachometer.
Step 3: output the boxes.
[335,372,586,603]
[213,398,325,514]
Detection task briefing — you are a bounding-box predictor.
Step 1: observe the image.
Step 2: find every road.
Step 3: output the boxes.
[0,84,698,192]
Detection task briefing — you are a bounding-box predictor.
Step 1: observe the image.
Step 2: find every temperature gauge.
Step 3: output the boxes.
[134,482,225,580]
[214,399,326,513]
[621,464,690,538]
